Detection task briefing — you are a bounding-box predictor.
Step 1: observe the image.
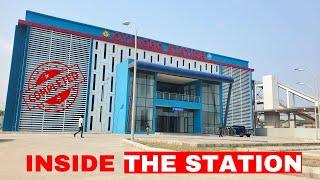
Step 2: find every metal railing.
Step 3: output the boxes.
[156,91,201,103]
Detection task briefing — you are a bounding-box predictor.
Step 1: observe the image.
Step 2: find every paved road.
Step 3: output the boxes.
[0,133,314,180]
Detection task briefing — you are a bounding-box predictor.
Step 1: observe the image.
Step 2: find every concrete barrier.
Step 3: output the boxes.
[256,128,320,139]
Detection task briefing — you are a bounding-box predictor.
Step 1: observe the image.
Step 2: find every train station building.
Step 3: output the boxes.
[3,11,254,134]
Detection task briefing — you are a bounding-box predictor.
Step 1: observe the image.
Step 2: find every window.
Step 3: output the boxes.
[143,51,146,59]
[109,96,113,112]
[93,74,96,90]
[176,61,179,67]
[90,116,93,130]
[211,65,213,73]
[201,82,221,134]
[157,54,160,62]
[129,48,131,56]
[102,65,106,81]
[108,117,111,131]
[104,44,107,59]
[194,62,196,68]
[95,41,98,50]
[110,76,114,92]
[170,57,173,64]
[129,72,154,132]
[188,63,191,69]
[112,45,115,53]
[120,50,123,62]
[91,95,95,111]
[136,53,138,60]
[94,54,97,70]
[111,57,115,72]
[183,59,185,66]
[150,56,153,63]
[216,66,218,72]
[200,65,202,71]
[99,106,102,122]
[101,85,104,101]
[164,57,166,65]
[205,64,207,70]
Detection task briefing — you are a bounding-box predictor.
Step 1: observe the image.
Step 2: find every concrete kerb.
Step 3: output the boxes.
[122,138,175,152]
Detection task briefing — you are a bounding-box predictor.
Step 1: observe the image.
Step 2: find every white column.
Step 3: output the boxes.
[286,90,290,108]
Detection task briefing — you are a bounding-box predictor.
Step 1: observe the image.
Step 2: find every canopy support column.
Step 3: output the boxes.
[224,83,233,127]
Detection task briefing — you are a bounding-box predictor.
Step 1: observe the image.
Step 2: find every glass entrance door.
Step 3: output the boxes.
[156,107,194,133]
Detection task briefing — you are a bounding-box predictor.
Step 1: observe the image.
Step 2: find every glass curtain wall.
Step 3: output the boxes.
[202,82,221,134]
[127,70,155,132]
[183,83,196,96]
[156,107,194,133]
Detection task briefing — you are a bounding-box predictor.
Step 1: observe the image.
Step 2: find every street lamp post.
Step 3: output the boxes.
[296,82,319,129]
[295,68,320,139]
[123,21,138,140]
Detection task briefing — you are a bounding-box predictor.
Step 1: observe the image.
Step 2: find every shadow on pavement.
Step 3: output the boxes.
[0,139,15,143]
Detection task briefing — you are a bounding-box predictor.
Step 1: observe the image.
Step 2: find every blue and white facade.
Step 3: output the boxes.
[3,11,254,133]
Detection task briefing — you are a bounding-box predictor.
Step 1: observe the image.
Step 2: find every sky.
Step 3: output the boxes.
[0,0,319,109]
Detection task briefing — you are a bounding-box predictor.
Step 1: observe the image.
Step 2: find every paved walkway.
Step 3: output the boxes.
[0,133,314,180]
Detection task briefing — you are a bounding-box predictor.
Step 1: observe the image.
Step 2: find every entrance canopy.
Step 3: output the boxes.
[127,60,234,128]
[129,60,234,83]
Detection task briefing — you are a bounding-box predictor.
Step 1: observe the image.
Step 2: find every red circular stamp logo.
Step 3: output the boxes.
[22,61,86,112]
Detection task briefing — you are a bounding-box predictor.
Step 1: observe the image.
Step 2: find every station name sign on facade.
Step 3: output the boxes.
[102,30,207,61]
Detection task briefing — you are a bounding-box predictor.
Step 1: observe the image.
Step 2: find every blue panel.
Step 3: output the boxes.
[3,25,29,131]
[25,11,107,39]
[206,53,249,68]
[113,60,131,133]
[194,80,202,133]
[154,99,201,110]
[136,61,234,83]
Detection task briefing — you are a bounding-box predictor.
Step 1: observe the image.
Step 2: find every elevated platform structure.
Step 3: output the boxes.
[254,75,319,129]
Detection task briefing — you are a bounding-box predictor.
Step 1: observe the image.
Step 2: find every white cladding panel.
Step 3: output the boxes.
[19,31,250,132]
[16,25,251,133]
[222,66,252,128]
[19,27,91,132]
[87,40,221,132]
[262,75,280,110]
